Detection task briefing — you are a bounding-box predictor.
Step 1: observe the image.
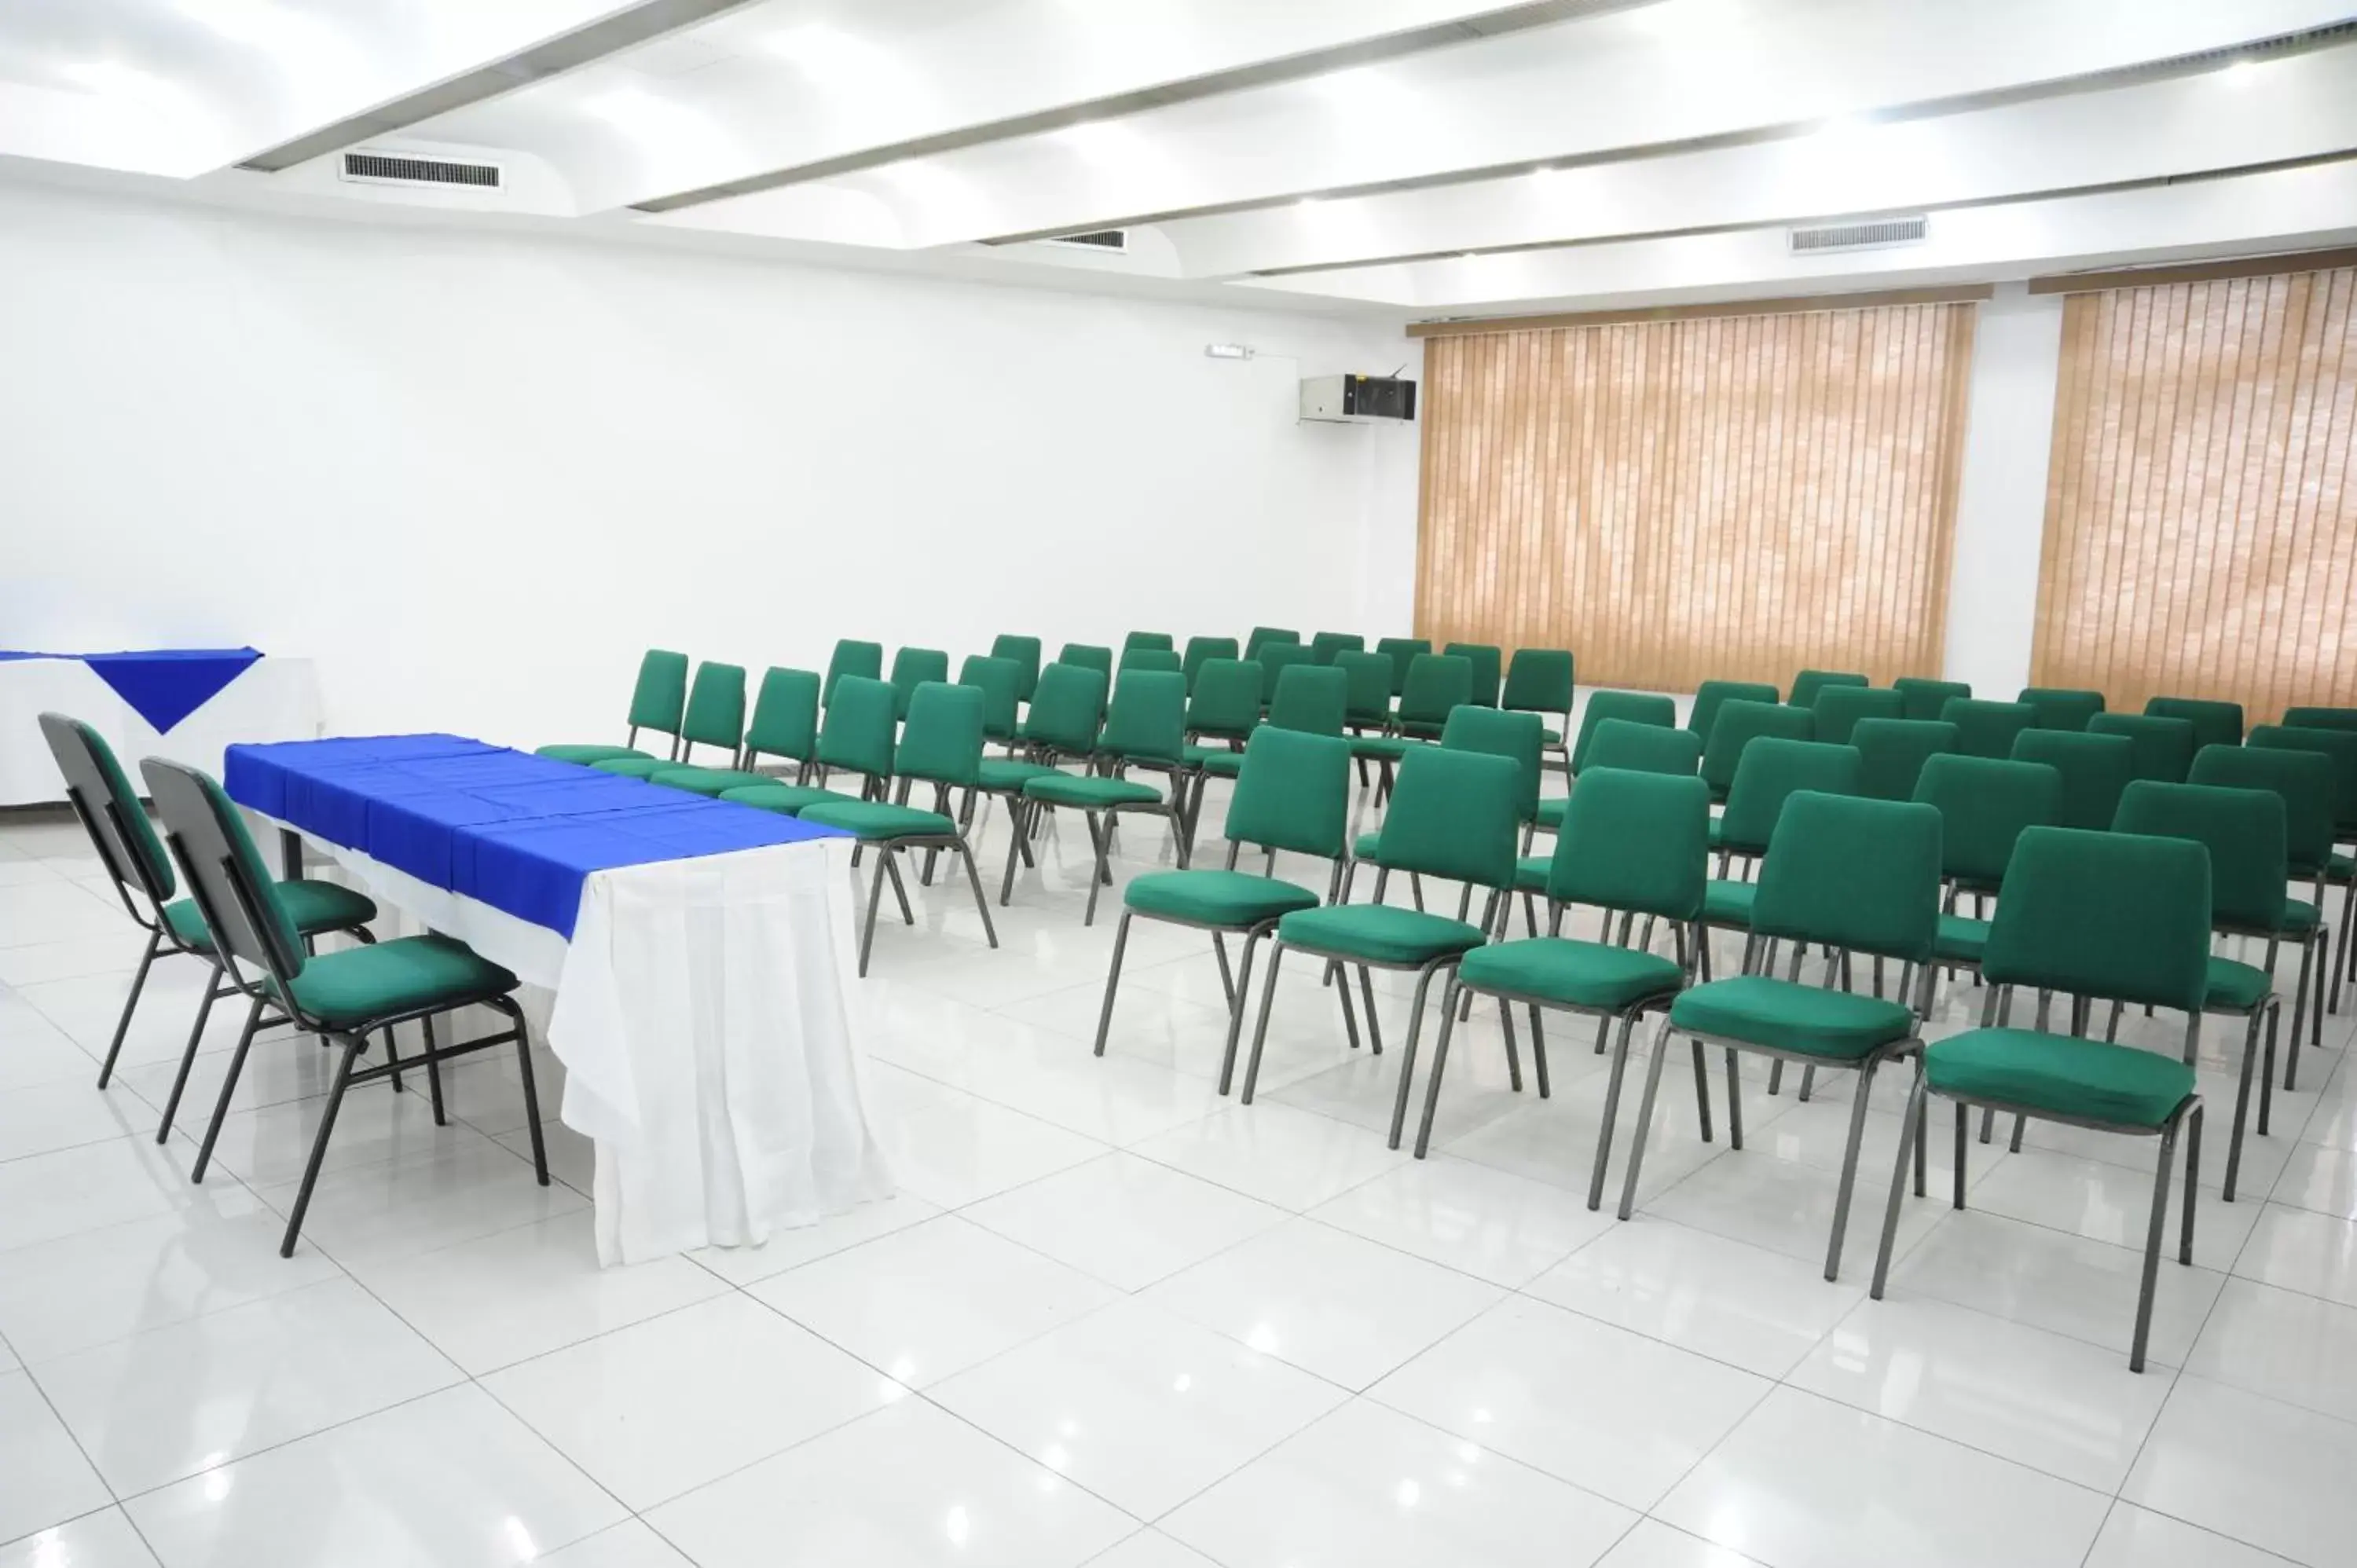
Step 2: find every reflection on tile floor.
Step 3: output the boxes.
[3,786,2356,1567]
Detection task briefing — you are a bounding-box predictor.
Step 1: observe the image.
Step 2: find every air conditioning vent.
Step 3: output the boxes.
[339,152,502,190]
[1043,229,1127,252]
[1788,216,1927,255]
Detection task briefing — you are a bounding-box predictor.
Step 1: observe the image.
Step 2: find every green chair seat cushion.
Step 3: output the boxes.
[1398,720,1446,740]
[589,757,672,779]
[2282,899,2319,932]
[163,878,377,953]
[978,759,1061,791]
[1126,870,1321,927]
[1933,912,1989,962]
[1183,742,1247,767]
[797,800,956,840]
[1535,797,1568,830]
[277,933,518,1028]
[648,767,774,797]
[1701,878,1756,926]
[1925,1028,2196,1128]
[720,783,855,815]
[1512,854,1551,892]
[2332,851,2354,877]
[1278,903,1487,965]
[1195,751,1245,779]
[1023,774,1164,808]
[1353,830,1382,861]
[1459,937,1682,1012]
[1541,727,1564,746]
[2206,957,2272,1013]
[1349,735,1414,760]
[537,744,651,766]
[1670,976,1915,1060]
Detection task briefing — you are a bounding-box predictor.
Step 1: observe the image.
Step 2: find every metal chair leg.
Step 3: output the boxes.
[280,1035,362,1258]
[881,852,915,925]
[1587,1009,1641,1211]
[1413,978,1465,1157]
[1824,1057,1881,1281]
[1616,1015,1677,1220]
[1211,932,1235,1010]
[1082,813,1112,925]
[497,996,550,1184]
[1092,911,1133,1057]
[420,1013,445,1126]
[192,995,266,1183]
[1216,932,1265,1095]
[956,843,999,949]
[1498,999,1523,1092]
[96,930,162,1088]
[1358,965,1384,1055]
[2286,932,2315,1091]
[857,847,891,977]
[1239,943,1288,1103]
[1870,1065,1930,1299]
[1385,965,1446,1149]
[1530,1008,1550,1097]
[156,968,222,1143]
[1689,1039,1714,1144]
[1953,1101,1968,1208]
[2130,1116,2181,1372]
[2223,1006,2262,1201]
[1721,1047,1741,1148]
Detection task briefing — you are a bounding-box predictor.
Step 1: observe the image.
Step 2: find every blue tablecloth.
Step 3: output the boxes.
[223,734,844,937]
[0,647,263,731]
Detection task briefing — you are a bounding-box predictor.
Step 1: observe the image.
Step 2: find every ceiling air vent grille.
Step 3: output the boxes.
[1043,229,1127,251]
[339,152,502,189]
[1788,216,1927,255]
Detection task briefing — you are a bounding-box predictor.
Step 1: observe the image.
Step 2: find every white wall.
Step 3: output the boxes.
[1944,284,2065,697]
[0,181,1417,747]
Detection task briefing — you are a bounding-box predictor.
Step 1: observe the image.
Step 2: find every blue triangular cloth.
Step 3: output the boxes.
[82,647,263,732]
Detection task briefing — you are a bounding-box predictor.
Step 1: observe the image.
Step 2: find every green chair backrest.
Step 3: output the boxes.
[1372,747,1519,889]
[824,639,883,706]
[886,647,949,722]
[2189,742,2336,874]
[2114,781,2286,934]
[2018,687,2106,731]
[895,682,985,789]
[1334,651,1395,726]
[955,655,1022,744]
[1255,642,1312,704]
[1547,769,1708,921]
[1308,631,1364,665]
[628,648,691,737]
[39,713,175,906]
[1571,691,1675,774]
[1397,654,1474,730]
[1892,677,1970,724]
[1440,705,1545,825]
[814,674,899,778]
[1374,637,1431,697]
[1941,698,2037,760]
[1059,643,1113,676]
[1124,632,1175,654]
[142,759,306,985]
[1984,826,2212,1013]
[988,635,1042,702]
[1912,753,2060,887]
[2010,729,2135,832]
[1699,700,1816,796]
[681,662,747,753]
[1244,626,1300,661]
[1582,718,1703,776]
[1442,642,1503,707]
[1812,686,1904,746]
[1186,659,1264,742]
[1791,669,1869,709]
[1688,680,1780,742]
[1501,648,1575,717]
[1119,647,1182,676]
[1853,718,1957,803]
[744,667,822,764]
[1266,665,1348,738]
[2251,725,2357,836]
[1182,636,1240,692]
[2145,696,2243,752]
[2087,711,2195,784]
[2282,706,2357,733]
[1098,670,1188,766]
[1225,727,1351,862]
[1752,792,1942,963]
[1717,738,1862,856]
[1025,663,1109,756]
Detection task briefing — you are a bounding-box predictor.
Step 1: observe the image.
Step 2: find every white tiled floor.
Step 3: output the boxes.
[5,792,2357,1566]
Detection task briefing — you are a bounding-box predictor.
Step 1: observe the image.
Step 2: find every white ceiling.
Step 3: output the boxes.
[3,0,2353,321]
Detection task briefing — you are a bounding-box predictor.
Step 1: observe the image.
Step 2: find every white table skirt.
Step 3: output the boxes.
[249,810,893,1266]
[2,657,322,806]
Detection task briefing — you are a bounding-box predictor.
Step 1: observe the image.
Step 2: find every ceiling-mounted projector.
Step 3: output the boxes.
[1299,375,1417,423]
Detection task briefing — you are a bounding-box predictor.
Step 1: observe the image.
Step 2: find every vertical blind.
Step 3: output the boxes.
[2030,266,2357,723]
[1415,302,1978,692]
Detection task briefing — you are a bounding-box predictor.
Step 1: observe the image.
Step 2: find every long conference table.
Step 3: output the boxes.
[222,735,893,1265]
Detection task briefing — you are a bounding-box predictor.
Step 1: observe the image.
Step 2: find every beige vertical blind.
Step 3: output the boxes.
[1415,301,1978,692]
[2030,266,2357,723]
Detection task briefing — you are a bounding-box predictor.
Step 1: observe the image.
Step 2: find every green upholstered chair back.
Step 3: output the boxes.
[1812,686,1905,745]
[628,649,691,736]
[1913,754,2061,887]
[1059,643,1114,676]
[1893,677,1971,724]
[1941,698,2037,760]
[1373,637,1431,696]
[2282,706,2357,733]
[814,674,900,778]
[1984,826,2212,1013]
[1582,718,1703,776]
[1244,626,1300,661]
[1396,654,1474,731]
[1790,669,1869,709]
[1187,660,1264,741]
[2250,725,2357,835]
[2145,696,2244,752]
[1334,651,1395,726]
[1099,670,1189,765]
[823,639,883,706]
[886,647,949,722]
[895,682,985,789]
[1717,738,1862,856]
[1501,648,1574,716]
[2010,729,2135,832]
[1182,636,1241,692]
[744,667,822,764]
[1753,793,1942,963]
[2189,742,2336,874]
[1308,631,1364,665]
[1688,680,1780,742]
[2018,687,2106,731]
[1225,728,1351,862]
[954,656,1021,745]
[1853,718,1957,802]
[1255,642,1312,704]
[1025,663,1109,755]
[1266,665,1348,738]
[1119,647,1182,676]
[1571,691,1674,773]
[1699,700,1815,797]
[1442,642,1503,707]
[1547,769,1708,920]
[141,759,303,983]
[2114,781,2287,933]
[1440,705,1545,824]
[1372,747,1519,888]
[2087,712,2196,784]
[988,635,1042,702]
[39,712,175,905]
[1124,632,1175,654]
[680,662,747,753]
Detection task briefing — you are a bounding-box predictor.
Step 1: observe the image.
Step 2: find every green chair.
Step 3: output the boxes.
[1176,658,1266,848]
[1094,727,1353,1093]
[1244,626,1300,661]
[1696,741,1865,1028]
[1265,664,1348,739]
[618,661,745,782]
[1812,687,1904,746]
[1698,699,1815,805]
[2011,729,2135,830]
[1869,826,2210,1371]
[1791,669,1869,709]
[144,758,539,1260]
[1624,792,1941,1282]
[1255,642,1312,709]
[654,665,820,797]
[1060,643,1114,677]
[1688,680,1780,746]
[1501,649,1576,770]
[2189,743,2336,1076]
[989,635,1043,705]
[1182,636,1241,693]
[1308,631,1364,665]
[538,647,691,765]
[1365,709,1543,926]
[1443,642,1503,708]
[886,647,951,720]
[1533,691,1676,833]
[1021,669,1193,924]
[1431,771,1709,1182]
[1374,637,1431,698]
[2282,706,2357,732]
[1582,719,1703,778]
[1394,652,1474,742]
[1124,632,1175,654]
[956,655,1023,751]
[982,662,1107,905]
[41,715,379,1133]
[1335,650,1401,767]
[1912,756,2061,995]
[2146,697,2244,752]
[721,674,898,817]
[1941,698,2037,760]
[1238,747,1521,1152]
[2088,712,2196,784]
[2018,687,2106,731]
[824,639,884,706]
[801,681,1001,976]
[2252,725,2357,1019]
[1853,718,1957,802]
[1893,678,1971,724]
[1119,647,1183,676]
